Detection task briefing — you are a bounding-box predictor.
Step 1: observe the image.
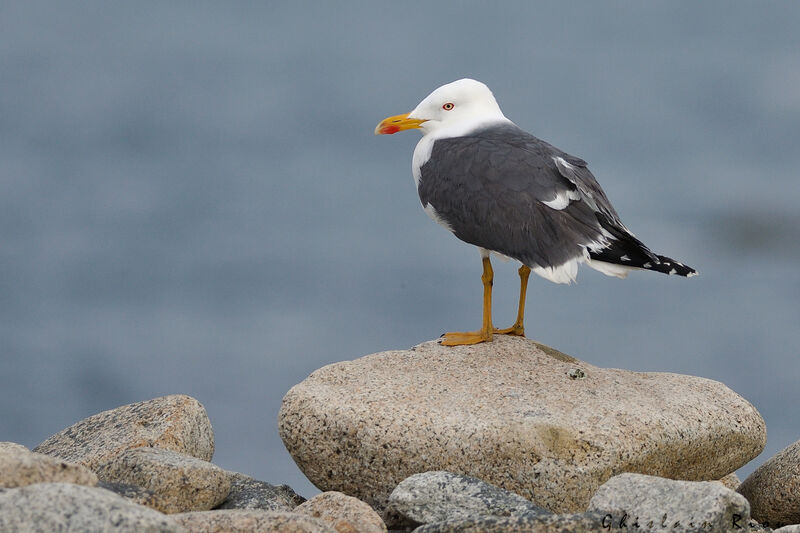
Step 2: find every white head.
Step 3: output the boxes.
[375,78,509,137]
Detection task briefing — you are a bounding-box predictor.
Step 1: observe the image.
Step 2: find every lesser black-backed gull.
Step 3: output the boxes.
[375,79,696,346]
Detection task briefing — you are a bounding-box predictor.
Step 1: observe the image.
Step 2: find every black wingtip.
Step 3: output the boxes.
[650,255,697,277]
[589,247,697,277]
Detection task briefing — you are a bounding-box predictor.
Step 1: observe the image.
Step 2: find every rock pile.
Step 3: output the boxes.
[1,395,386,532]
[3,337,798,532]
[384,471,767,532]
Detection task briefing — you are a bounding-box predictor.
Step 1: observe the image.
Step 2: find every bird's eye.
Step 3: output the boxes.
[442,102,455,111]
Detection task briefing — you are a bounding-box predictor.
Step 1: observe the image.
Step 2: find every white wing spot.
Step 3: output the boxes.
[541,157,583,210]
[542,190,580,210]
[620,255,630,262]
[669,268,677,275]
[643,262,652,268]
[554,156,577,171]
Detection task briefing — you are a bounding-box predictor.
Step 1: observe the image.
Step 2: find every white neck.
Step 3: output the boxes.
[421,114,513,141]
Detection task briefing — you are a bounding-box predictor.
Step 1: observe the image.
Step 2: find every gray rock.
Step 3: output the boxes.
[774,526,800,533]
[388,471,549,525]
[295,491,388,533]
[216,471,306,511]
[588,473,751,532]
[172,510,336,532]
[34,395,214,470]
[279,336,765,516]
[98,481,172,513]
[94,447,231,513]
[412,512,608,532]
[749,521,773,533]
[0,482,183,532]
[738,438,800,527]
[1,442,98,488]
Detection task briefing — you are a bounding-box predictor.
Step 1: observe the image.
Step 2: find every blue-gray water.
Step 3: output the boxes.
[2,2,799,498]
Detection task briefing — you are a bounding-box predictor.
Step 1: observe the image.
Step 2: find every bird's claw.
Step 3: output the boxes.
[493,324,525,337]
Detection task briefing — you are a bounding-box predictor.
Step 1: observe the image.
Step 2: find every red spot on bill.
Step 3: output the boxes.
[379,124,400,135]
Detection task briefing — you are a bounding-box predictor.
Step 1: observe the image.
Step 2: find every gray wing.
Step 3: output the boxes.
[417,124,645,269]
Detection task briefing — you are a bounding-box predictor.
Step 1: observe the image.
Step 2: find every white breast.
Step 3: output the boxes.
[412,135,435,189]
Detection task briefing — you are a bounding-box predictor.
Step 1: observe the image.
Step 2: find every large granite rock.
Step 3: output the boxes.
[294,491,387,533]
[34,395,214,470]
[1,441,98,488]
[279,336,765,514]
[588,473,751,531]
[94,447,230,513]
[216,471,306,511]
[0,482,182,532]
[172,510,336,532]
[738,438,800,527]
[388,471,548,525]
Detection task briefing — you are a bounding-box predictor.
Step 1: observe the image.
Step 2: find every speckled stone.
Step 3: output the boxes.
[216,471,306,511]
[172,510,336,533]
[0,442,30,454]
[34,395,214,470]
[98,481,173,513]
[588,473,751,531]
[388,471,549,525]
[0,482,182,532]
[94,447,230,513]
[774,526,800,533]
[716,472,741,491]
[749,519,774,532]
[412,512,608,532]
[738,438,800,527]
[295,491,387,533]
[279,336,765,515]
[1,442,98,488]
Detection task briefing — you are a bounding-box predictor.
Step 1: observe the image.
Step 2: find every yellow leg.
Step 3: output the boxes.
[494,264,531,337]
[441,257,494,346]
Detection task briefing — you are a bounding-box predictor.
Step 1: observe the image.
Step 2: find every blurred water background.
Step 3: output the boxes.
[2,2,799,497]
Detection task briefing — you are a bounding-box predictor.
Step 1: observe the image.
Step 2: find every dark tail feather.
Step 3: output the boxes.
[590,213,697,277]
[589,245,697,277]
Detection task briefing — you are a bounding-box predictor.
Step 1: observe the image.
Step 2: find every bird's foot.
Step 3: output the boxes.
[439,330,493,346]
[493,324,525,337]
